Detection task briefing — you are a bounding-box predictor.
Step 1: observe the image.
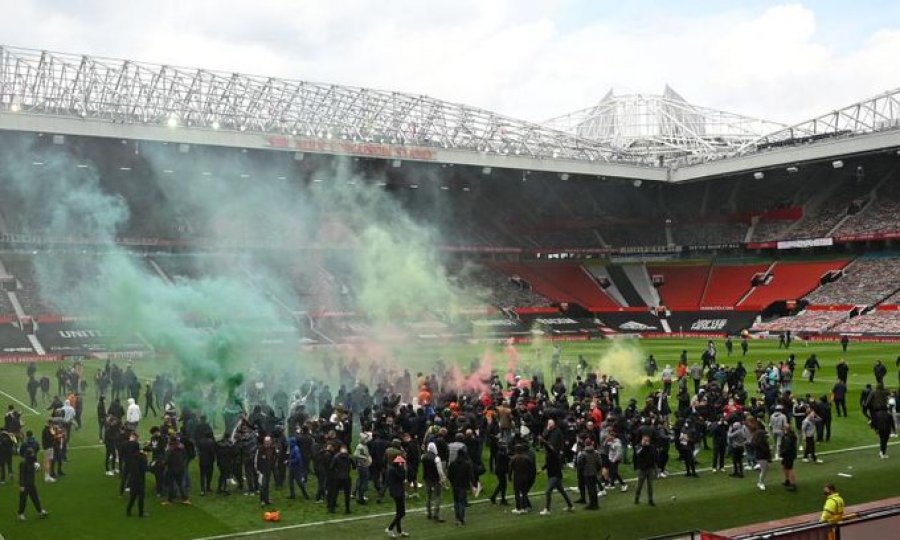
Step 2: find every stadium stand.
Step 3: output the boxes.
[837,178,900,236]
[2,257,55,315]
[492,263,620,309]
[804,257,900,306]
[601,223,667,247]
[699,263,769,308]
[739,260,850,310]
[648,263,710,309]
[463,266,552,308]
[672,223,747,246]
[752,310,849,333]
[830,309,900,335]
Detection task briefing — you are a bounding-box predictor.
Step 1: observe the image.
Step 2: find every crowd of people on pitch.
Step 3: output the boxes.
[2,341,899,535]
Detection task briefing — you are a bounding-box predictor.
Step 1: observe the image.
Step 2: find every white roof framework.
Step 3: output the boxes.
[0,46,639,165]
[742,86,900,152]
[544,86,786,165]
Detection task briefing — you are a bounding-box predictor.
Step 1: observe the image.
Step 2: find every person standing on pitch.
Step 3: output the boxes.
[633,435,657,506]
[539,437,573,515]
[18,449,49,520]
[422,441,447,521]
[780,424,798,491]
[447,446,477,525]
[126,446,149,517]
[385,455,408,538]
[752,428,772,491]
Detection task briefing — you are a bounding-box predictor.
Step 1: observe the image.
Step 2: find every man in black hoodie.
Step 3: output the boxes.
[215,433,234,495]
[198,431,216,496]
[18,448,48,520]
[539,437,573,515]
[328,443,353,514]
[447,446,476,525]
[509,443,535,514]
[633,435,658,506]
[127,445,149,517]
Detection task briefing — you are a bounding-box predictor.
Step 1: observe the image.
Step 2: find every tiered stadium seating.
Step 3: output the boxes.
[648,263,710,309]
[804,257,900,306]
[493,263,620,310]
[700,263,770,308]
[830,309,900,334]
[462,266,551,308]
[739,260,850,310]
[672,223,747,246]
[752,310,849,333]
[2,258,55,315]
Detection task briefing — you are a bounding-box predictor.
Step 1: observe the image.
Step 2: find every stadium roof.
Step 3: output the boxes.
[543,86,787,165]
[1,45,900,182]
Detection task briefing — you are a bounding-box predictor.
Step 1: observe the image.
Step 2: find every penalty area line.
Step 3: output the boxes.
[0,388,39,415]
[191,440,899,540]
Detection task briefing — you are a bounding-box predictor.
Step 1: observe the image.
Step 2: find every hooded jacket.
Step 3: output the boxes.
[126,398,141,424]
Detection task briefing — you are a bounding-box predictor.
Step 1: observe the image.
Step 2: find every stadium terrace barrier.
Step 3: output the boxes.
[642,332,727,339]
[807,304,856,311]
[512,306,560,315]
[0,354,63,364]
[807,334,900,343]
[876,304,900,311]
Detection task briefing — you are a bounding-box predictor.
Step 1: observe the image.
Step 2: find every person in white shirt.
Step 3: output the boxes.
[126,398,141,430]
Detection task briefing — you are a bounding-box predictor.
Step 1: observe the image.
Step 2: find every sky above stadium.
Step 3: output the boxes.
[6,0,900,125]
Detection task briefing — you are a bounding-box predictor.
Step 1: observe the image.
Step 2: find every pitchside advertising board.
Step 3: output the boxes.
[666,311,757,335]
[36,322,148,355]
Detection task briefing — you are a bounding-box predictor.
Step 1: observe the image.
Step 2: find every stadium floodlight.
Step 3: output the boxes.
[440,185,449,191]
[560,173,570,181]
[410,184,419,189]
[392,160,402,168]
[786,166,799,173]
[633,179,642,187]
[211,120,220,130]
[239,125,247,132]
[753,171,765,180]
[166,116,178,128]
[9,102,20,112]
[293,152,305,161]
[832,160,844,169]
[482,167,492,175]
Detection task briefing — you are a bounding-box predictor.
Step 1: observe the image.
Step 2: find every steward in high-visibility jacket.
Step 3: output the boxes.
[820,484,845,525]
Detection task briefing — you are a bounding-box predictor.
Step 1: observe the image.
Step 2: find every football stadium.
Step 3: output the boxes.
[1,11,900,540]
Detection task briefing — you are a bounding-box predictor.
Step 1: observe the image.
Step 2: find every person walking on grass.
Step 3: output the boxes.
[18,449,48,521]
[604,430,628,492]
[539,437,573,516]
[780,424,798,492]
[752,428,772,491]
[633,435,657,506]
[801,411,823,464]
[126,447,149,518]
[727,421,749,478]
[578,439,603,510]
[423,441,447,522]
[447,446,477,525]
[385,455,409,538]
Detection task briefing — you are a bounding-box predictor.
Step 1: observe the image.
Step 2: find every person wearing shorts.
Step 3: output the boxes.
[779,425,798,491]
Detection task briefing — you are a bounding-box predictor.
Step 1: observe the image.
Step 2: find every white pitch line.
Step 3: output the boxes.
[191,440,899,540]
[0,388,38,414]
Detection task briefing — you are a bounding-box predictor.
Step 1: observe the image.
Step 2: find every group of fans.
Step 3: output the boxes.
[1,339,898,536]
